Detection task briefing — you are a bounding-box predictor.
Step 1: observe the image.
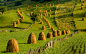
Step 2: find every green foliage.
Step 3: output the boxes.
[0,6,7,13]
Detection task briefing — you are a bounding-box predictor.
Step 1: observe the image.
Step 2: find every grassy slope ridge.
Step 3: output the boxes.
[0,0,76,54]
[73,0,86,29]
[41,32,86,54]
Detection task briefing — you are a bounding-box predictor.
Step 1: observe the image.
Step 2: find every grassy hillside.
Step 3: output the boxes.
[41,32,86,54]
[73,0,86,29]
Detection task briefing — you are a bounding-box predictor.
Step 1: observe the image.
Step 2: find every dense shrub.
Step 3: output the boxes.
[0,6,7,13]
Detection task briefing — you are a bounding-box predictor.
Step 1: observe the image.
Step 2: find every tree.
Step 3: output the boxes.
[0,6,7,13]
[15,1,22,6]
[30,12,39,23]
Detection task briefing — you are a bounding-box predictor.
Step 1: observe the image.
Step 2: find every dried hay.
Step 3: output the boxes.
[53,3,54,6]
[42,26,45,30]
[57,30,61,36]
[81,6,83,10]
[49,14,51,17]
[21,12,24,14]
[39,19,42,22]
[38,32,46,40]
[49,10,51,12]
[36,5,37,7]
[82,17,85,21]
[47,32,53,38]
[27,5,29,8]
[81,3,84,6]
[50,3,51,6]
[17,20,20,24]
[30,12,32,15]
[27,32,37,44]
[19,8,22,10]
[66,30,70,34]
[6,39,19,52]
[20,19,22,22]
[13,22,17,27]
[51,27,54,31]
[62,30,66,35]
[0,12,2,15]
[53,30,57,37]
[41,21,43,24]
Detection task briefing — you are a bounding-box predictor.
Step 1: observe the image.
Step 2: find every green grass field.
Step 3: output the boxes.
[73,0,86,29]
[0,0,84,54]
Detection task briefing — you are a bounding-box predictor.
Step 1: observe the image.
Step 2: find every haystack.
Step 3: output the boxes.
[66,30,70,34]
[49,25,51,28]
[50,3,51,6]
[53,30,57,37]
[42,26,45,30]
[49,10,51,12]
[39,19,42,22]
[57,30,61,36]
[21,12,24,14]
[17,20,20,24]
[53,3,54,6]
[49,14,51,17]
[51,27,54,31]
[81,6,83,10]
[27,32,37,44]
[0,12,2,15]
[13,22,17,27]
[36,5,37,7]
[47,32,53,38]
[45,10,47,13]
[21,16,24,20]
[82,17,85,21]
[41,21,43,24]
[19,8,22,10]
[81,3,84,6]
[27,5,29,8]
[30,7,32,9]
[55,1,56,3]
[30,12,32,15]
[6,39,19,52]
[26,8,28,10]
[20,19,22,22]
[62,30,66,35]
[38,32,46,40]
[80,0,82,2]
[46,13,48,16]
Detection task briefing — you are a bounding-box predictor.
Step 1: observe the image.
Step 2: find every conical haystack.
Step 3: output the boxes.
[36,5,37,7]
[6,39,19,52]
[39,19,42,22]
[82,17,85,21]
[17,20,20,24]
[42,26,45,30]
[53,30,57,37]
[66,30,70,34]
[0,12,2,15]
[53,3,54,6]
[51,27,54,31]
[81,6,83,10]
[27,32,37,44]
[27,5,29,8]
[81,3,84,6]
[30,12,32,15]
[50,3,51,6]
[21,12,24,14]
[46,13,48,16]
[49,10,51,12]
[47,32,53,38]
[80,0,82,2]
[62,30,66,35]
[41,21,43,24]
[13,22,17,27]
[57,30,61,36]
[26,8,28,10]
[38,32,46,40]
[20,19,22,22]
[49,14,51,17]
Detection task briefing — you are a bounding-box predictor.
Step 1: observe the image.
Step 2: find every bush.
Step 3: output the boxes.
[15,1,22,6]
[0,6,7,13]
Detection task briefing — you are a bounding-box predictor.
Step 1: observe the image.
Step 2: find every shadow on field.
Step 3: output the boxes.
[73,13,84,18]
[1,51,6,53]
[78,20,82,21]
[18,43,27,44]
[21,22,32,24]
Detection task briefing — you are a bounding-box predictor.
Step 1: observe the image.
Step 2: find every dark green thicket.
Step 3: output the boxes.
[15,1,22,6]
[0,6,7,13]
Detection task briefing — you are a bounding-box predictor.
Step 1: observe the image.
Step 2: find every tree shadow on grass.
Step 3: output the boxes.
[1,51,7,53]
[21,22,32,24]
